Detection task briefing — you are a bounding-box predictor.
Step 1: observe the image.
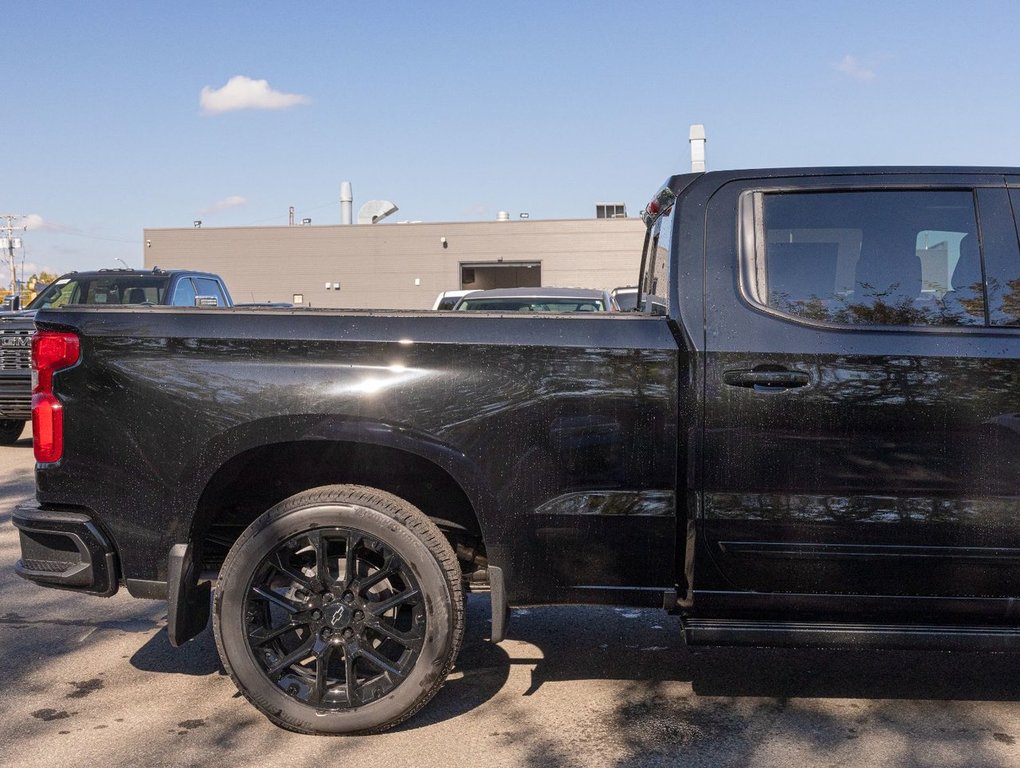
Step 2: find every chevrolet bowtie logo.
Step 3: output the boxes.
[329,604,348,627]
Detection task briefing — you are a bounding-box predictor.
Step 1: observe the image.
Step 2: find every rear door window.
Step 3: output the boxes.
[748,190,985,326]
[194,277,227,306]
[172,278,198,307]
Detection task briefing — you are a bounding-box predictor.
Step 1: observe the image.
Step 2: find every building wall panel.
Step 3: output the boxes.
[143,219,645,309]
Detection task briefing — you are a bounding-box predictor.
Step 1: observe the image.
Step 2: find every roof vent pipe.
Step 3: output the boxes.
[340,181,353,225]
[689,124,706,173]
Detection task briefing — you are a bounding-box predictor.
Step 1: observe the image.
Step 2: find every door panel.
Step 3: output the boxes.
[700,176,1020,607]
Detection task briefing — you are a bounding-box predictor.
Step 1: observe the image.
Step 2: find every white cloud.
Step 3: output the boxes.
[21,214,67,232]
[834,55,876,81]
[200,75,310,114]
[200,195,248,215]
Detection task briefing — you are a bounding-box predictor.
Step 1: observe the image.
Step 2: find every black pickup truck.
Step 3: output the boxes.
[14,167,1020,735]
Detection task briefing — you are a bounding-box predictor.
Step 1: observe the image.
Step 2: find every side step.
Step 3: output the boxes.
[683,618,1020,652]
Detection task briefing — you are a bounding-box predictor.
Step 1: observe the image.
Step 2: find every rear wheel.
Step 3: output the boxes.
[0,419,25,445]
[213,484,464,735]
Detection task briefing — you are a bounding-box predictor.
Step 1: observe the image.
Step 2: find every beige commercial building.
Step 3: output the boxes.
[142,217,646,309]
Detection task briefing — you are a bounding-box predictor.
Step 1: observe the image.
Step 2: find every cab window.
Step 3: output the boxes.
[638,207,672,315]
[172,278,198,307]
[194,277,227,306]
[750,189,985,326]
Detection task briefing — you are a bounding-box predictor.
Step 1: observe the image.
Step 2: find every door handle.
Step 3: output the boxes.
[723,368,809,391]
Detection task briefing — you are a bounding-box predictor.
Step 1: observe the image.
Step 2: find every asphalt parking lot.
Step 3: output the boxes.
[2,430,1020,767]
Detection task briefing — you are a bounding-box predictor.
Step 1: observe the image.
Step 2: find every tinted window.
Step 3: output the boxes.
[194,277,227,306]
[988,188,1020,325]
[29,275,170,308]
[29,279,79,308]
[752,190,984,326]
[637,207,673,315]
[172,278,197,307]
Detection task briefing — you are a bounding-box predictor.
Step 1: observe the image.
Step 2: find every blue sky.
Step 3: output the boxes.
[4,1,1019,276]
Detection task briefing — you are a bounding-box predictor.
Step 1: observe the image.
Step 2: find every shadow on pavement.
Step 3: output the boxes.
[690,645,1020,702]
[130,625,223,677]
[127,593,1020,728]
[401,593,512,730]
[126,592,516,730]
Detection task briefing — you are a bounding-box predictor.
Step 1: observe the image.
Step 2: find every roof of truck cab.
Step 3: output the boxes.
[670,166,1020,186]
[50,269,224,279]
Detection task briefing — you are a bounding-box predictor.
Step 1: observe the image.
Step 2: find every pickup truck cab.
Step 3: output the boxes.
[14,167,1020,735]
[0,268,232,444]
[27,268,233,309]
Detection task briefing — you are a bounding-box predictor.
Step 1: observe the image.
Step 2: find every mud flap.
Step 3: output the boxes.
[489,565,509,643]
[167,543,211,647]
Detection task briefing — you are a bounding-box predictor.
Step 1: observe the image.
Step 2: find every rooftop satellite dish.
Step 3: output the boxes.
[357,200,399,225]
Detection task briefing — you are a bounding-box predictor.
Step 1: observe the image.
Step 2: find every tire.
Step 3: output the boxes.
[0,420,25,445]
[213,484,464,735]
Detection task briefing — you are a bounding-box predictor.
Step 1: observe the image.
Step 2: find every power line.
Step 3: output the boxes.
[0,214,25,294]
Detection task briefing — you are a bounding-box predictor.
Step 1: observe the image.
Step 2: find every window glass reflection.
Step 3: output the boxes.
[759,190,984,326]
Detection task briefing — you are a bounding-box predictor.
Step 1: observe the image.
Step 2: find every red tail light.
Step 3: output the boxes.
[31,331,80,463]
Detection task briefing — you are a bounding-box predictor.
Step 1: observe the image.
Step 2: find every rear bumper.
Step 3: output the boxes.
[13,501,119,596]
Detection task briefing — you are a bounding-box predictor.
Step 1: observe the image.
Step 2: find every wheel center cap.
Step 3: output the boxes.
[328,603,350,629]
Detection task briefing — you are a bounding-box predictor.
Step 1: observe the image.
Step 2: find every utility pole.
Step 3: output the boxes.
[0,214,25,296]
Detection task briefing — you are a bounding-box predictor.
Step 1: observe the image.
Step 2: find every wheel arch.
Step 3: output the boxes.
[180,417,501,576]
[163,417,506,647]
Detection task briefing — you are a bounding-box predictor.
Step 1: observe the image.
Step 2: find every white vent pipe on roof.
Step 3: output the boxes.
[689,124,706,173]
[340,181,353,225]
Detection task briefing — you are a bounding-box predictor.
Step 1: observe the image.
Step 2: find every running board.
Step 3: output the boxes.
[682,618,1020,652]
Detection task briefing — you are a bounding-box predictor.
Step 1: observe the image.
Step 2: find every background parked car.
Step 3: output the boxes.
[28,268,232,309]
[0,268,233,444]
[452,287,617,312]
[611,286,667,315]
[432,289,476,310]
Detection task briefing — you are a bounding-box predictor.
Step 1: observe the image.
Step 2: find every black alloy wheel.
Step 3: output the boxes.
[245,528,426,709]
[214,485,464,735]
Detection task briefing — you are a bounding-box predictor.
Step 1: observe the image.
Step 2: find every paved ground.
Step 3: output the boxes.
[2,429,1020,767]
